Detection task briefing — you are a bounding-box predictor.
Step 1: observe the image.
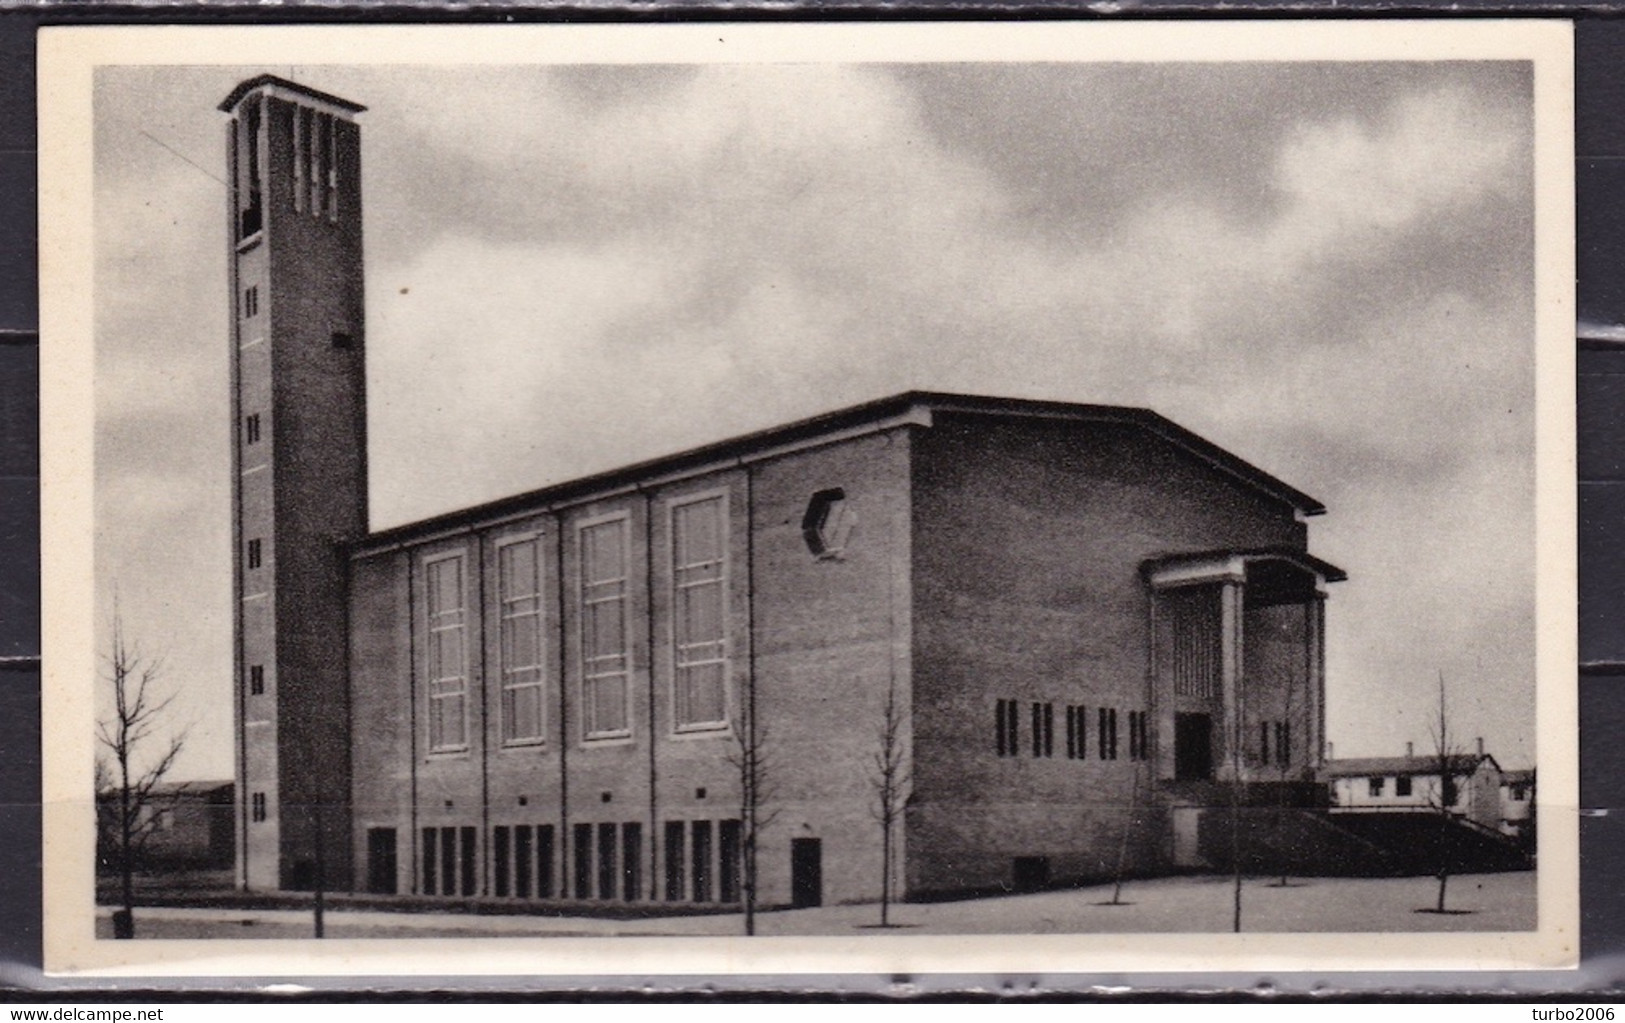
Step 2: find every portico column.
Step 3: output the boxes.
[1219,579,1244,782]
[1310,593,1326,770]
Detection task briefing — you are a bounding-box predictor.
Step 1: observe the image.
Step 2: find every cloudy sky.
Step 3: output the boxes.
[92,55,1542,781]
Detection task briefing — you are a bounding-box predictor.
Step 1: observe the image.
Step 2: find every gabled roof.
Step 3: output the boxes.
[219,74,367,115]
[355,391,1326,553]
[1503,768,1536,785]
[1321,753,1499,779]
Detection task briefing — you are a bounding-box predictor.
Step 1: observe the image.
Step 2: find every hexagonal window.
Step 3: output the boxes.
[801,488,855,560]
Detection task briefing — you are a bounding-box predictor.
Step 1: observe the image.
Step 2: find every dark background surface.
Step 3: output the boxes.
[0,8,1620,997]
[1578,20,1625,989]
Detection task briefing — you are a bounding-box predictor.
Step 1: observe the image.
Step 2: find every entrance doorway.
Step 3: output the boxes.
[790,838,822,908]
[366,827,397,894]
[1175,712,1213,780]
[1012,856,1050,892]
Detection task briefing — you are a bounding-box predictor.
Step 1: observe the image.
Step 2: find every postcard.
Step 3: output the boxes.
[38,20,1577,977]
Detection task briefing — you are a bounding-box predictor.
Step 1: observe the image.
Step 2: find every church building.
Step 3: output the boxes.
[222,75,1344,909]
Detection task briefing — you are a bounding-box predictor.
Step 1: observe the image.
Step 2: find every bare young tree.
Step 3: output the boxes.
[95,610,188,939]
[728,712,779,936]
[868,680,910,927]
[1267,679,1299,889]
[1427,671,1466,914]
[1104,763,1141,906]
[1230,717,1244,934]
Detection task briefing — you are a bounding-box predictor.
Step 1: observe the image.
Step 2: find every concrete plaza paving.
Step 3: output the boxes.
[95,871,1537,939]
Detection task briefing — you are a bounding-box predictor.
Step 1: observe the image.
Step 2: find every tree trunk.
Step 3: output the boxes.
[313,802,326,939]
[880,810,891,927]
[1432,672,1453,914]
[1231,732,1243,933]
[1232,859,1242,933]
[1111,767,1138,905]
[744,811,756,936]
[117,750,134,939]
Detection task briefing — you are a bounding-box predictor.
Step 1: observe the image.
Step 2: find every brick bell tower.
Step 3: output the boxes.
[221,76,367,892]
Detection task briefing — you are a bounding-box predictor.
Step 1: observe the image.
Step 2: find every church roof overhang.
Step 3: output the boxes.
[1142,548,1348,598]
[353,391,1328,556]
[219,74,368,116]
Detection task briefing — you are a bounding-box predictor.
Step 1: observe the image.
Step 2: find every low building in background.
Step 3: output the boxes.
[97,779,235,873]
[1322,742,1506,833]
[1500,768,1537,846]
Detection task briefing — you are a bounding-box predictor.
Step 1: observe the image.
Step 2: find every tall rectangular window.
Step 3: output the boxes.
[719,819,742,903]
[573,823,593,899]
[597,822,618,900]
[1066,705,1087,760]
[1099,708,1119,761]
[493,826,511,898]
[292,106,307,213]
[498,538,545,745]
[513,825,532,899]
[536,824,555,898]
[664,821,685,901]
[251,792,266,822]
[325,114,339,222]
[248,664,264,696]
[439,828,456,897]
[421,828,437,895]
[1031,702,1053,758]
[310,112,326,217]
[425,554,468,751]
[238,100,262,239]
[672,496,728,729]
[459,826,477,896]
[247,538,263,570]
[1170,587,1221,698]
[995,698,1020,757]
[1260,721,1272,765]
[621,822,642,902]
[580,518,630,738]
[1275,721,1291,766]
[1128,710,1150,761]
[244,413,261,445]
[691,820,713,903]
[243,286,259,318]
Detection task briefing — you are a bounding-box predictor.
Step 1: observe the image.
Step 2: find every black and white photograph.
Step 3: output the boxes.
[39,22,1577,974]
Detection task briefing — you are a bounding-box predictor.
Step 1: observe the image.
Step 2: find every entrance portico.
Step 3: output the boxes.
[1145,549,1345,788]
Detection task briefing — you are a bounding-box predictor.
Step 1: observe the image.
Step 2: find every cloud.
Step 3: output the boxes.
[1270,84,1527,264]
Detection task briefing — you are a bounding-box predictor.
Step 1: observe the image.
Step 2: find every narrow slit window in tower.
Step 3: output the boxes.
[292,105,306,213]
[326,113,339,222]
[239,99,263,239]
